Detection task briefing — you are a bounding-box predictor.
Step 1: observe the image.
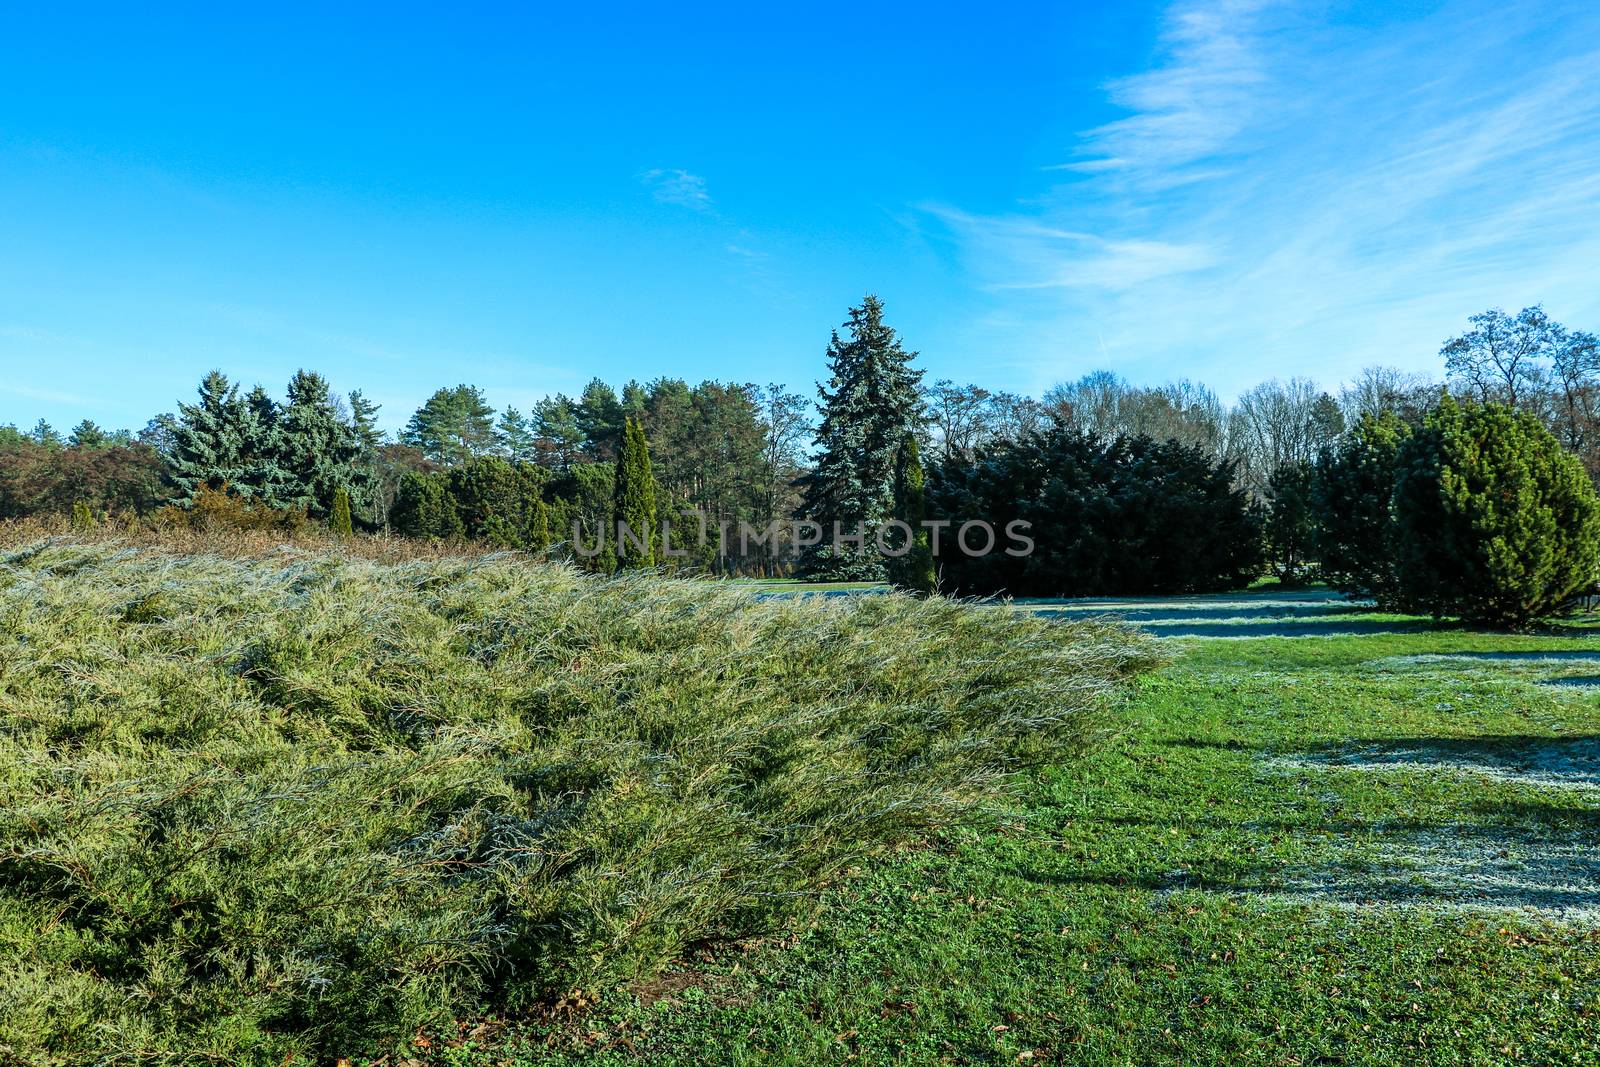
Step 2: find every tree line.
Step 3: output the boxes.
[3,297,1597,614]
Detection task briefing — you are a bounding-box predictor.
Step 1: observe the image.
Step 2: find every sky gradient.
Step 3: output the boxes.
[3,1,1598,433]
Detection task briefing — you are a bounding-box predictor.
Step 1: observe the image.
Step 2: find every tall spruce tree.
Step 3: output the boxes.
[344,389,384,521]
[612,415,658,566]
[165,371,255,502]
[240,385,294,507]
[796,295,924,575]
[278,371,362,517]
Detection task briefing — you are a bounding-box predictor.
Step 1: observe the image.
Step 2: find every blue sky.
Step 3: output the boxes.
[3,1,1598,433]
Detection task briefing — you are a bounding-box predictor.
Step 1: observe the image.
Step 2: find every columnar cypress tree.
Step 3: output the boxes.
[888,433,936,595]
[1392,395,1600,626]
[528,496,552,552]
[796,295,924,576]
[329,487,353,537]
[611,416,658,566]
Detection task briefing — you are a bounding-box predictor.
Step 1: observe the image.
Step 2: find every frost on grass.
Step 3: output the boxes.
[1272,737,1600,792]
[1262,829,1600,923]
[1250,736,1600,923]
[0,538,1158,1063]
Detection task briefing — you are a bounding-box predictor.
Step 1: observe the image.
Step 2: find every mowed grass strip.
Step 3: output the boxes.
[0,538,1156,1065]
[433,623,1600,1066]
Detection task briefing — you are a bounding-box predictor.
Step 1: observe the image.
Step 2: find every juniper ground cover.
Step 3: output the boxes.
[0,534,1154,1064]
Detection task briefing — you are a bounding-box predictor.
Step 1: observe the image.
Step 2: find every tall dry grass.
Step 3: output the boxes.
[0,534,1157,1064]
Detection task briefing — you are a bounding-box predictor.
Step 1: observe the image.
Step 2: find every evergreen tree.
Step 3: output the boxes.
[1314,411,1411,604]
[240,385,294,507]
[30,420,63,449]
[612,416,658,566]
[391,470,463,540]
[277,370,362,517]
[928,429,1263,597]
[347,389,385,454]
[1265,461,1317,586]
[402,385,497,466]
[445,456,546,548]
[577,378,625,460]
[344,389,384,522]
[68,420,110,449]
[888,433,936,595]
[165,371,255,502]
[329,487,353,537]
[528,496,552,552]
[796,295,924,576]
[533,396,584,470]
[621,379,648,418]
[1392,396,1600,626]
[496,407,537,462]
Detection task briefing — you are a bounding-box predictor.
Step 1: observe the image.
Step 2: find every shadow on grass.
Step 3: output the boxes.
[1025,610,1436,639]
[1287,734,1600,790]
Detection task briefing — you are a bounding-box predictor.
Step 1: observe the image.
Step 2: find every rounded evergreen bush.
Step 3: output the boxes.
[1392,396,1600,626]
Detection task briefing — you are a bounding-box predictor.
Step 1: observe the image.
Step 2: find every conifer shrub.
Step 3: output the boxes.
[1392,396,1600,626]
[1313,411,1411,605]
[929,429,1263,597]
[329,486,354,537]
[0,540,1160,1063]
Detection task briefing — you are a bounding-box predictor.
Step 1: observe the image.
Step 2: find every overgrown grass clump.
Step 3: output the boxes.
[0,539,1155,1064]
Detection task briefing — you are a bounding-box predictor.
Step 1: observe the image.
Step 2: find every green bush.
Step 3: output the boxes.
[1265,461,1315,586]
[1392,396,1600,626]
[0,539,1156,1063]
[1313,412,1411,604]
[929,429,1264,597]
[390,469,463,541]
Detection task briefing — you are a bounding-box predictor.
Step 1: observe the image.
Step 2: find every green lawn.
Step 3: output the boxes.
[420,605,1600,1066]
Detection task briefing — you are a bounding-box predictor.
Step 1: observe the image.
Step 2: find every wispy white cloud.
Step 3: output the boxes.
[641,167,714,211]
[1065,0,1278,183]
[930,0,1600,398]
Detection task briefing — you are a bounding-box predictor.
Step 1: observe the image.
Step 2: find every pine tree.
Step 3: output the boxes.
[533,396,584,470]
[1393,395,1600,626]
[344,389,384,520]
[329,487,353,537]
[68,420,110,449]
[577,379,625,460]
[402,385,497,466]
[621,379,648,418]
[888,433,936,595]
[347,390,384,453]
[796,295,925,576]
[30,420,63,449]
[612,415,658,566]
[1265,461,1316,585]
[496,407,537,462]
